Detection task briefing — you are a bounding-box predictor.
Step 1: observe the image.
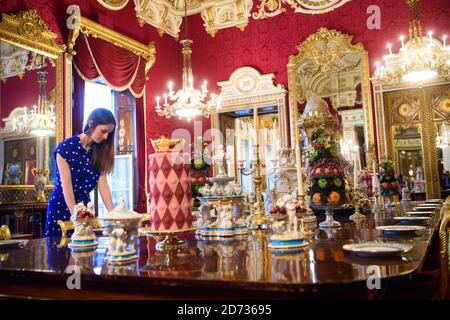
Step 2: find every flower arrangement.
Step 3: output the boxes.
[308,125,347,205]
[379,158,399,197]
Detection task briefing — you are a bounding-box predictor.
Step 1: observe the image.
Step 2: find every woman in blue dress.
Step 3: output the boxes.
[45,108,116,237]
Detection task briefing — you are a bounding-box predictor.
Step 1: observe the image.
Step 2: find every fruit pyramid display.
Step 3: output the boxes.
[308,125,347,206]
[379,158,399,197]
[190,137,211,208]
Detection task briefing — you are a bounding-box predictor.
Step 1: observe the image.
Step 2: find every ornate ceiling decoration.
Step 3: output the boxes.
[134,0,252,38]
[97,0,130,10]
[253,0,352,20]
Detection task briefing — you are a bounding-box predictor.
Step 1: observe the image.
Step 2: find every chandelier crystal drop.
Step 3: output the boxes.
[373,0,449,85]
[155,1,220,122]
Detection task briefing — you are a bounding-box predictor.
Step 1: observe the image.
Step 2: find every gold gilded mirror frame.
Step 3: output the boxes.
[0,10,65,143]
[288,27,375,151]
[0,10,65,198]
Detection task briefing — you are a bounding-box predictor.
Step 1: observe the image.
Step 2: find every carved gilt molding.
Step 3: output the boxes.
[67,14,156,73]
[253,0,352,20]
[134,0,253,38]
[97,0,130,10]
[0,10,65,59]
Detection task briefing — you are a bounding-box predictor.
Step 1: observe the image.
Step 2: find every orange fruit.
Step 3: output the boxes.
[390,181,398,188]
[327,191,340,204]
[313,193,322,204]
[381,182,389,189]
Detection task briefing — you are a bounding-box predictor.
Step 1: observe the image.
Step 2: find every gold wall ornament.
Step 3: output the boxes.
[97,0,130,10]
[283,0,352,14]
[66,13,156,73]
[252,0,286,20]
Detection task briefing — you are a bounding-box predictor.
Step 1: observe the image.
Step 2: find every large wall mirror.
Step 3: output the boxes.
[213,66,288,196]
[288,28,375,179]
[0,10,65,202]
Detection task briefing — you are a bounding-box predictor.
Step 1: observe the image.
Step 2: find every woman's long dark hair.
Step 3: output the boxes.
[83,108,116,174]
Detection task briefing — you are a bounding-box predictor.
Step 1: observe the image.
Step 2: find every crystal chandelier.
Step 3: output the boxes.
[10,66,56,137]
[155,0,219,123]
[373,0,449,85]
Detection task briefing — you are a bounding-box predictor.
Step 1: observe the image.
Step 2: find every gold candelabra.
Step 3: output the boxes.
[238,145,270,229]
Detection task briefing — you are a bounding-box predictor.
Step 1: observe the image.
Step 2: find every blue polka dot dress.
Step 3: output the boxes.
[45,134,100,237]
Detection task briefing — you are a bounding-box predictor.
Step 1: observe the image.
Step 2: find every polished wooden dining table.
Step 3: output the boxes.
[0,202,442,299]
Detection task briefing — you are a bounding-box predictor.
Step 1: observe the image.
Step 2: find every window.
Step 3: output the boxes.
[83,81,136,216]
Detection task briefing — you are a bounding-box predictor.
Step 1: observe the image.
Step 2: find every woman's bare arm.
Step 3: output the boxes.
[98,174,115,212]
[56,153,76,215]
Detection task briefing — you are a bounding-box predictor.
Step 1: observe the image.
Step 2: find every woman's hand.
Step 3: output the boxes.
[56,154,76,215]
[98,174,115,212]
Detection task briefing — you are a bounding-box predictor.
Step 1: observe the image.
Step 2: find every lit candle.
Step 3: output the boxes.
[203,80,207,94]
[443,35,447,49]
[376,61,380,75]
[164,94,168,106]
[428,31,433,47]
[23,107,27,125]
[372,160,377,195]
[168,81,173,95]
[50,104,54,115]
[156,96,160,108]
[400,35,405,50]
[387,43,392,55]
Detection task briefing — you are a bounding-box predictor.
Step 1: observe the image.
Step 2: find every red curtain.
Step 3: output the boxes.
[72,71,85,135]
[74,34,145,98]
[135,97,147,213]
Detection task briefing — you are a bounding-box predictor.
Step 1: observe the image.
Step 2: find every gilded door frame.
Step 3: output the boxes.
[373,83,450,199]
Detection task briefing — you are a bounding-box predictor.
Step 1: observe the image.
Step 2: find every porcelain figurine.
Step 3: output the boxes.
[199,184,212,196]
[223,182,233,196]
[68,201,97,252]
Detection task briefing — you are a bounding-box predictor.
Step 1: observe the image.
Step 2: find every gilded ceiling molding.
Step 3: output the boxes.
[253,0,352,19]
[134,0,253,38]
[134,0,183,38]
[97,0,130,10]
[201,0,253,38]
[66,14,156,73]
[0,10,65,59]
[284,0,352,14]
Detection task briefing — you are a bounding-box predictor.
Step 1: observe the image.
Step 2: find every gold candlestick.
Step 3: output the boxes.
[238,145,270,229]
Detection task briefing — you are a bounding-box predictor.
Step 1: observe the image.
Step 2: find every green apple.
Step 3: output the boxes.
[318,178,327,189]
[334,178,342,187]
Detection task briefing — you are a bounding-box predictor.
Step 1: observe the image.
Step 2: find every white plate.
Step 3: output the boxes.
[376,225,426,234]
[342,242,413,257]
[417,203,440,207]
[394,216,430,222]
[406,211,434,215]
[425,199,442,203]
[0,239,27,249]
[414,206,438,211]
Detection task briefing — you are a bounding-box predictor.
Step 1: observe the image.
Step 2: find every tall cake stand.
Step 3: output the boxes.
[141,227,197,251]
[311,203,343,228]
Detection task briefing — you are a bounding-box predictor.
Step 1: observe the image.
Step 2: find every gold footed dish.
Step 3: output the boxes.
[141,227,197,251]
